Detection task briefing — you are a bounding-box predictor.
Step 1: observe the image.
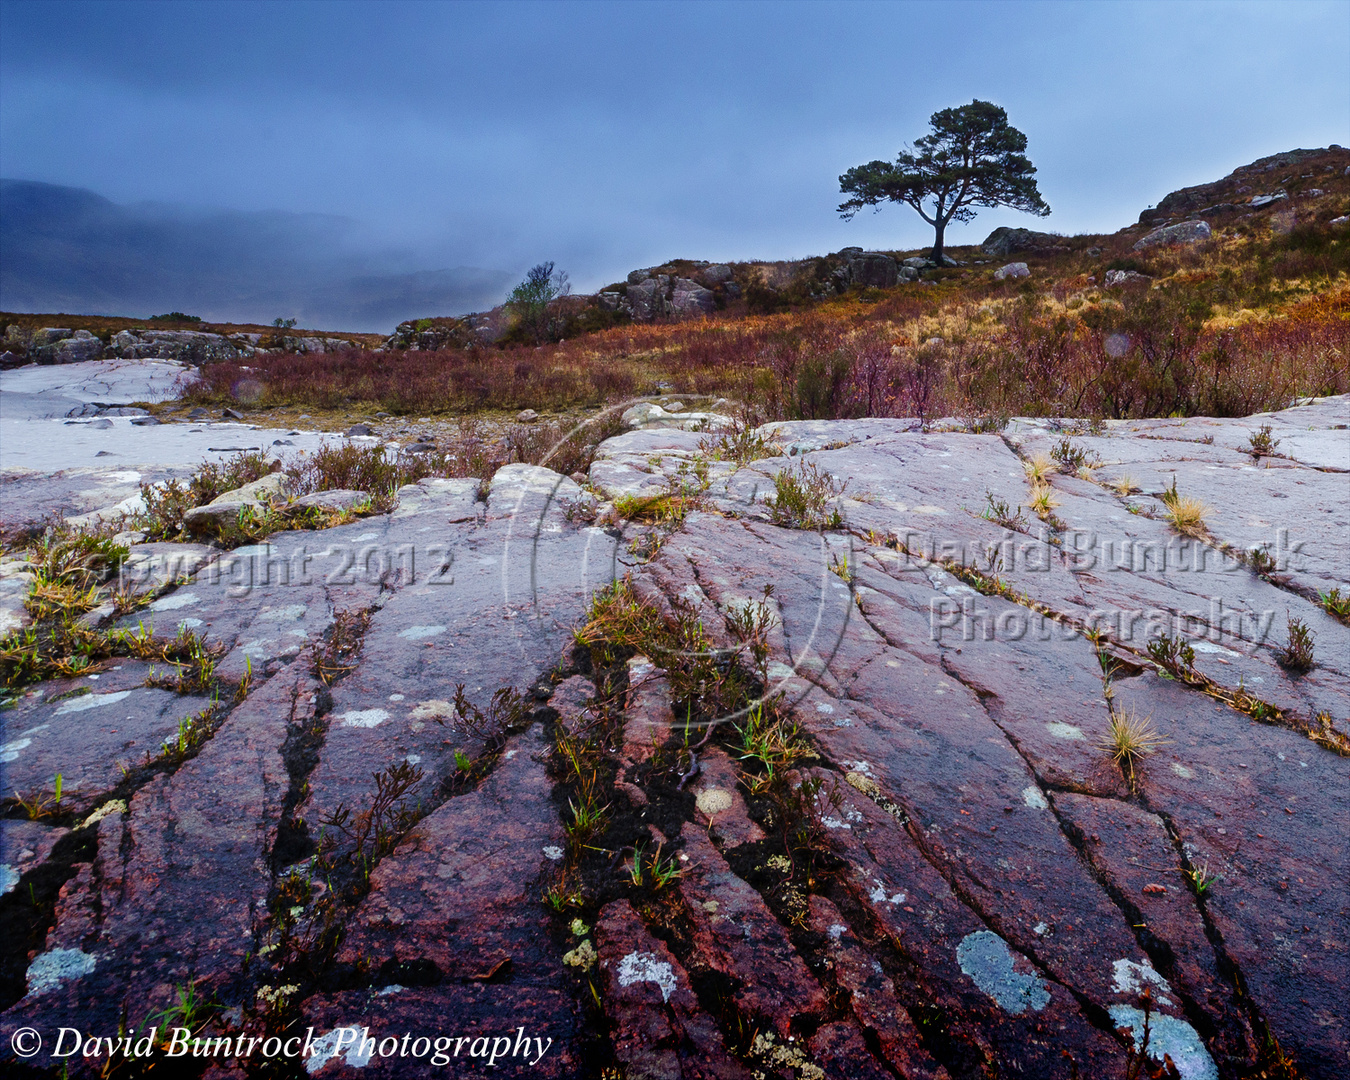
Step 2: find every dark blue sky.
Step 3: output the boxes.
[3,0,1348,302]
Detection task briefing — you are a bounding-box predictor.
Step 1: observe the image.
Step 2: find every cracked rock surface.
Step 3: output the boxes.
[2,396,1346,1078]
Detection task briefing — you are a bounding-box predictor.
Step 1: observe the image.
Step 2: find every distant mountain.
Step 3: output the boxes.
[0,179,513,332]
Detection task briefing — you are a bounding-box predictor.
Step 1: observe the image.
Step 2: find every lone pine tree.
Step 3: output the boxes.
[838,99,1050,261]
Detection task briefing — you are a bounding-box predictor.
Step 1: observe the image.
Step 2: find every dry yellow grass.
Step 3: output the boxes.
[1023,451,1056,483]
[1026,482,1059,516]
[1166,495,1211,537]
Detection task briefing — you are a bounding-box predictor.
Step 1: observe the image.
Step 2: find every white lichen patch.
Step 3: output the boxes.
[338,709,390,728]
[398,624,447,640]
[695,788,734,817]
[256,604,307,621]
[1,737,32,762]
[1171,762,1196,780]
[542,845,564,861]
[1,864,20,895]
[27,948,97,995]
[1046,722,1086,741]
[56,690,132,715]
[149,592,199,611]
[956,931,1050,1014]
[869,880,906,905]
[1109,1006,1217,1080]
[617,951,677,1002]
[305,1026,373,1073]
[1021,786,1049,810]
[1112,959,1174,1005]
[411,700,455,722]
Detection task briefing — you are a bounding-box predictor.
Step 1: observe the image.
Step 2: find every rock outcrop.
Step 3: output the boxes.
[1137,145,1350,226]
[2,395,1346,1077]
[981,227,1067,256]
[1,325,363,367]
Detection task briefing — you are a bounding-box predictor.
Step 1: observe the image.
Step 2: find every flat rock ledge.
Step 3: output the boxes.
[1,396,1347,1079]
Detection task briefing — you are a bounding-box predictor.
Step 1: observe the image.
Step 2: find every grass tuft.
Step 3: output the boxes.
[1099,708,1168,781]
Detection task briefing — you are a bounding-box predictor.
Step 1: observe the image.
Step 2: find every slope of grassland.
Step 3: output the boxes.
[175,147,1350,430]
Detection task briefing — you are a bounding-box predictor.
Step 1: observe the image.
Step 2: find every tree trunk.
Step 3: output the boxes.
[931,218,947,262]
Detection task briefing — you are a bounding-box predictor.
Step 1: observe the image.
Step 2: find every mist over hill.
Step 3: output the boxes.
[0,179,513,332]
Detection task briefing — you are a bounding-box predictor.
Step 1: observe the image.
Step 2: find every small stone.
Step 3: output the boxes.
[345,423,374,436]
[516,409,540,423]
[222,408,245,419]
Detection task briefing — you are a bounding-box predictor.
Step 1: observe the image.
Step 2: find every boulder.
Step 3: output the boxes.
[287,489,370,513]
[901,256,933,269]
[982,227,1059,256]
[51,331,105,365]
[0,557,35,636]
[596,290,626,311]
[181,473,288,537]
[627,268,653,286]
[345,423,374,436]
[626,275,669,320]
[27,329,104,365]
[1105,269,1152,287]
[1248,193,1288,208]
[670,277,716,317]
[1133,220,1212,250]
[516,408,540,423]
[1331,215,1350,227]
[848,251,899,288]
[702,263,734,285]
[994,261,1031,281]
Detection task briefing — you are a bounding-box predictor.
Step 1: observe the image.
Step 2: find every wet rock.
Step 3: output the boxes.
[1110,672,1350,1077]
[675,823,828,1037]
[805,895,946,1079]
[688,748,762,848]
[1055,792,1256,1064]
[549,674,596,737]
[335,723,563,981]
[595,899,753,1080]
[0,669,317,1055]
[0,820,69,895]
[0,668,217,815]
[621,656,675,769]
[117,542,217,591]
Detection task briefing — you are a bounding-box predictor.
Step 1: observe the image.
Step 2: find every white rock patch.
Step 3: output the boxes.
[338,709,390,728]
[617,951,678,1003]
